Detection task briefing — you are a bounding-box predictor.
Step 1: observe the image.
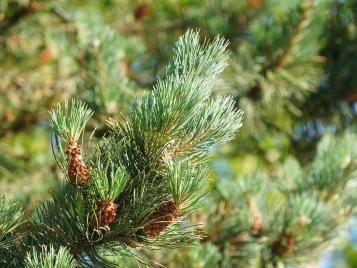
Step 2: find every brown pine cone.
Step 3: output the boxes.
[144,201,180,237]
[96,200,119,228]
[134,2,150,21]
[271,235,295,256]
[66,141,91,185]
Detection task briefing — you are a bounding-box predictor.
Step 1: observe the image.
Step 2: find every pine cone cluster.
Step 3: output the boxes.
[96,200,119,228]
[144,201,179,237]
[66,141,91,185]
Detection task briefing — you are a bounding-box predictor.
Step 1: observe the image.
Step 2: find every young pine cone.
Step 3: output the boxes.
[96,200,119,228]
[271,235,295,256]
[66,141,91,185]
[144,201,180,237]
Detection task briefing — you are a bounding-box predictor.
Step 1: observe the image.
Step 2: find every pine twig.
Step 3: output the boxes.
[270,0,315,69]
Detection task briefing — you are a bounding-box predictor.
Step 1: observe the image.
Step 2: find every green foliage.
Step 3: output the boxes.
[0,196,24,249]
[225,0,327,138]
[0,30,243,267]
[75,12,139,116]
[24,245,77,268]
[165,132,357,267]
[1,0,356,267]
[49,99,93,142]
[168,161,209,213]
[345,243,357,268]
[0,0,141,187]
[91,163,128,201]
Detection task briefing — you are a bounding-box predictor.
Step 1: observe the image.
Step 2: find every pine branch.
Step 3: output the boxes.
[28,30,243,267]
[268,0,315,69]
[0,196,24,250]
[225,0,323,136]
[187,131,357,267]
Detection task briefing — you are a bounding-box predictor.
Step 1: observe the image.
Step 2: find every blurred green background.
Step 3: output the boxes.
[1,0,356,267]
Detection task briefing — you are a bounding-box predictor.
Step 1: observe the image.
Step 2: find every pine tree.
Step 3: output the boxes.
[126,0,357,267]
[0,30,243,267]
[1,0,356,267]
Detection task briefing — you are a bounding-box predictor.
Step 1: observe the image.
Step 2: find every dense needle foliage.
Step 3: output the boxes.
[0,30,243,267]
[1,0,356,267]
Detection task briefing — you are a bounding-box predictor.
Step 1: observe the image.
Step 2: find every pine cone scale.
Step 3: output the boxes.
[96,200,119,228]
[66,141,91,184]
